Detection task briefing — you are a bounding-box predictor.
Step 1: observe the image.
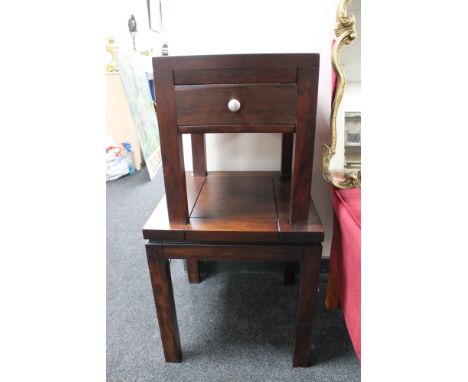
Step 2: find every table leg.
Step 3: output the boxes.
[186,259,201,283]
[146,244,182,362]
[284,261,297,285]
[292,246,321,367]
[325,272,340,309]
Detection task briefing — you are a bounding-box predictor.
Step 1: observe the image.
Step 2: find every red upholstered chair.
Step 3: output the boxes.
[325,188,361,359]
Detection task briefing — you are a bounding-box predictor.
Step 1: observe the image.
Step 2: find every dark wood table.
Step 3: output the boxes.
[143,170,324,366]
[143,53,323,367]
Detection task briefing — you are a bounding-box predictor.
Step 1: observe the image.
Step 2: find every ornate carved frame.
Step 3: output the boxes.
[322,0,361,189]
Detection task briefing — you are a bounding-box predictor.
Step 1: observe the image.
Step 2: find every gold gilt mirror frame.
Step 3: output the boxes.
[323,0,361,189]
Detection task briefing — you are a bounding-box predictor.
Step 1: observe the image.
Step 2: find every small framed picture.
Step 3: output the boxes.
[344,112,361,146]
[147,0,162,33]
[346,131,361,145]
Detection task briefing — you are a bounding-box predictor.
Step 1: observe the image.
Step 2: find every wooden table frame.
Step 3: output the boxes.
[153,54,320,226]
[146,242,322,367]
[144,54,324,367]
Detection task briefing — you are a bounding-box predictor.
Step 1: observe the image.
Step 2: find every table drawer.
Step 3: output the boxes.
[174,84,297,126]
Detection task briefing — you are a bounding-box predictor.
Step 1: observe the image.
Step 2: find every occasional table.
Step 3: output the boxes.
[143,54,324,366]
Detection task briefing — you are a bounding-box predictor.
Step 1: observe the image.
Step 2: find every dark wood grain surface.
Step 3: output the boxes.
[153,69,189,224]
[146,244,182,362]
[186,258,201,283]
[143,171,323,243]
[191,174,276,219]
[154,54,319,72]
[292,246,322,367]
[148,54,323,367]
[179,125,295,134]
[280,133,294,178]
[185,218,279,242]
[289,68,320,223]
[272,173,324,243]
[174,68,297,85]
[154,54,320,224]
[162,244,304,261]
[143,172,205,241]
[175,84,297,126]
[191,134,207,176]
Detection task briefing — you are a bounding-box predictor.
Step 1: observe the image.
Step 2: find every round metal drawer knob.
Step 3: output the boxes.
[227,98,241,112]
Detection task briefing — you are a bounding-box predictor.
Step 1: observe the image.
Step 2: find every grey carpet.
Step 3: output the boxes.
[107,168,360,381]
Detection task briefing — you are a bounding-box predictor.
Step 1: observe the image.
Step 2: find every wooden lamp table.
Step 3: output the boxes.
[143,171,323,366]
[143,54,323,367]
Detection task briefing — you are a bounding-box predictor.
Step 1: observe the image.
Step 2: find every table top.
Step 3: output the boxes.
[143,171,324,244]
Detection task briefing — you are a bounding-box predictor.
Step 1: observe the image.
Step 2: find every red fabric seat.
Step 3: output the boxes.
[330,187,361,360]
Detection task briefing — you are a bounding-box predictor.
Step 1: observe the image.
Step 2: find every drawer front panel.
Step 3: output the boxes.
[175,84,297,126]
